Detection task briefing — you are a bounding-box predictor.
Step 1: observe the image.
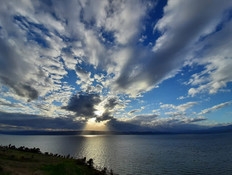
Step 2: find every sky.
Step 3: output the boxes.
[0,0,232,132]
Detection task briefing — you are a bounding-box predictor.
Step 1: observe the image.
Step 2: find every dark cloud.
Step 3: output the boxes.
[128,109,140,114]
[95,97,123,122]
[0,38,39,100]
[0,111,208,133]
[0,111,85,130]
[0,76,39,101]
[63,92,101,118]
[106,114,207,132]
[104,97,119,110]
[95,111,114,123]
[14,84,38,101]
[0,110,216,133]
[107,118,153,132]
[106,118,205,133]
[147,116,208,132]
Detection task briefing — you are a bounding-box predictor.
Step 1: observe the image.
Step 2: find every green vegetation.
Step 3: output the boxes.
[0,145,114,175]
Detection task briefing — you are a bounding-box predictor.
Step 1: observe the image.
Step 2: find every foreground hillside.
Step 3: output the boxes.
[0,145,113,175]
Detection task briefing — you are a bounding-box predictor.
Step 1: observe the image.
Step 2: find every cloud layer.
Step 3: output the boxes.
[116,0,232,96]
[0,0,232,131]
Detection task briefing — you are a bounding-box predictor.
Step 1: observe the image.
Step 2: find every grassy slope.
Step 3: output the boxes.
[0,146,105,175]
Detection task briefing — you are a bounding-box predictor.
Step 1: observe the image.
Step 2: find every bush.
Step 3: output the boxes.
[87,158,94,168]
[0,165,3,172]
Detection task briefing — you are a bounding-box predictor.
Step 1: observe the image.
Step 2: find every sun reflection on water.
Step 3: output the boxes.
[81,135,100,138]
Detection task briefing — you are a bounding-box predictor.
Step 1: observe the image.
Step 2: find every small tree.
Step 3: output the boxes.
[102,167,107,175]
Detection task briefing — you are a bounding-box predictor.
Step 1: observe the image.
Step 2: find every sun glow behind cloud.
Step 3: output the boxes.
[84,118,108,131]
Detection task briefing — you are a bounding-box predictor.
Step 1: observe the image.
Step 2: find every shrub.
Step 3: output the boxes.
[87,158,94,168]
[0,165,3,172]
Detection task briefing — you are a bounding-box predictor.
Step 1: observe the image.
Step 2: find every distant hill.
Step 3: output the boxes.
[0,124,232,135]
[206,124,232,133]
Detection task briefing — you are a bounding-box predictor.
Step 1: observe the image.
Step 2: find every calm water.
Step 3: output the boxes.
[0,133,232,175]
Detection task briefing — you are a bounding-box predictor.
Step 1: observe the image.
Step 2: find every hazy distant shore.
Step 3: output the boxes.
[1,125,232,136]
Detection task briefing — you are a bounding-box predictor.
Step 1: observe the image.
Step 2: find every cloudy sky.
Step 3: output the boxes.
[0,0,232,132]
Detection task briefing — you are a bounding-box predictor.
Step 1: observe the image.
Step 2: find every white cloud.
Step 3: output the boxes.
[177,96,186,100]
[0,0,86,109]
[199,101,232,115]
[161,101,198,117]
[80,0,108,28]
[177,102,198,112]
[188,20,232,96]
[103,0,148,45]
[161,102,196,111]
[115,0,232,97]
[0,0,153,102]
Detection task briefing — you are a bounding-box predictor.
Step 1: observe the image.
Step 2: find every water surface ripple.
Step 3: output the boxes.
[0,133,231,175]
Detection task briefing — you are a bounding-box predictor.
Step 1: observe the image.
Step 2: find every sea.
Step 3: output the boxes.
[0,132,232,175]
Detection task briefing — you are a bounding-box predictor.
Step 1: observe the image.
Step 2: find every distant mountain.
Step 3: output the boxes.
[0,130,116,135]
[207,124,232,133]
[0,124,231,135]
